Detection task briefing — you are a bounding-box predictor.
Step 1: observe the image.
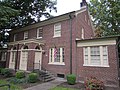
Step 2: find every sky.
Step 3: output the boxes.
[51,0,90,16]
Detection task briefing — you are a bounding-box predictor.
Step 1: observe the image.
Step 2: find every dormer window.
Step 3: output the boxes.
[37,28,43,39]
[24,31,28,40]
[54,23,61,37]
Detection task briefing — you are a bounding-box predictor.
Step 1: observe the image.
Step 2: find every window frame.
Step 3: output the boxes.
[24,31,28,40]
[53,23,61,37]
[49,47,65,65]
[37,28,43,39]
[83,46,109,67]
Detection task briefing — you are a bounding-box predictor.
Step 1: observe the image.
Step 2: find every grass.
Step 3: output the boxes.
[0,79,22,90]
[49,86,79,90]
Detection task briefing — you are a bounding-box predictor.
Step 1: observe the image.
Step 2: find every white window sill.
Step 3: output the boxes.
[36,37,42,39]
[53,36,61,38]
[48,62,65,65]
[83,64,110,67]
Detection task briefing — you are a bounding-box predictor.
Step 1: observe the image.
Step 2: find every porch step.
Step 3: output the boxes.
[33,69,55,82]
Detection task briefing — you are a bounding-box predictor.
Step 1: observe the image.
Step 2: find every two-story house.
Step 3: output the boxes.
[4,0,120,88]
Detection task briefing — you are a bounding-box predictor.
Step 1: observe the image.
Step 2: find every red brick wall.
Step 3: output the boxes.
[76,45,119,87]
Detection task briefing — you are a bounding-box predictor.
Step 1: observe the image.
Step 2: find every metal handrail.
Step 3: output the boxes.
[0,84,10,90]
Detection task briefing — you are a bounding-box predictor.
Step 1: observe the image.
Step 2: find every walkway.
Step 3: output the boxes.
[24,78,66,90]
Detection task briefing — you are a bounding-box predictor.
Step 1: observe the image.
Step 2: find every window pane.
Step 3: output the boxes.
[103,46,108,65]
[84,47,88,64]
[37,28,43,38]
[54,23,61,37]
[62,48,64,62]
[90,47,100,65]
[54,48,60,62]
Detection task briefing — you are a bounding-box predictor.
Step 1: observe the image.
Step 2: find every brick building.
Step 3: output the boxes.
[1,0,120,88]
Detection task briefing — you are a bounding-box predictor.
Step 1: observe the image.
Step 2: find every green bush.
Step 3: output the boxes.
[0,68,4,74]
[7,77,27,84]
[16,71,25,79]
[1,68,12,77]
[66,74,76,85]
[27,73,38,83]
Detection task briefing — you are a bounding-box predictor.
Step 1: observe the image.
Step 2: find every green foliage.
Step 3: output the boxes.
[89,0,120,37]
[1,0,57,28]
[1,68,12,77]
[7,77,27,84]
[16,71,25,79]
[85,77,104,90]
[0,1,19,29]
[0,79,22,90]
[27,73,38,83]
[0,68,4,74]
[66,74,76,85]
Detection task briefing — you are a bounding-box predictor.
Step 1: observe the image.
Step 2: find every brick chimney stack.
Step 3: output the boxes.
[80,0,87,8]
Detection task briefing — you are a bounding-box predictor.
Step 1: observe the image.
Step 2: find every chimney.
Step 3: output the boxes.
[80,0,87,8]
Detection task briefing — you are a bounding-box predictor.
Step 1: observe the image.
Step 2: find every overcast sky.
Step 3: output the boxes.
[51,0,90,16]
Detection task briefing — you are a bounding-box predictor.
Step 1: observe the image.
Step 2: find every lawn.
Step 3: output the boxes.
[49,86,79,90]
[0,79,22,90]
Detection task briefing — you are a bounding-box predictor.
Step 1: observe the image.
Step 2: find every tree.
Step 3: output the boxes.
[89,0,120,37]
[0,1,19,29]
[2,0,57,28]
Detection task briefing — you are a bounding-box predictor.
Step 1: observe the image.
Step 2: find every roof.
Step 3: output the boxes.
[10,6,87,34]
[76,35,120,42]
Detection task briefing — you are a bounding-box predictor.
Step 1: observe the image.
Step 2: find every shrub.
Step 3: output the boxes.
[16,71,25,79]
[7,77,27,84]
[0,68,4,74]
[27,73,38,83]
[66,74,76,85]
[85,77,104,90]
[1,68,12,77]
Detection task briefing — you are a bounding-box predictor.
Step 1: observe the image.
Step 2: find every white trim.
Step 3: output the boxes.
[77,38,116,47]
[81,28,84,39]
[83,46,109,67]
[48,62,65,65]
[37,28,43,39]
[24,31,28,40]
[75,7,87,16]
[53,23,61,37]
[8,38,44,45]
[83,64,109,67]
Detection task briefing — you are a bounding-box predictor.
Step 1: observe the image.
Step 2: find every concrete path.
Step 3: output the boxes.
[24,78,66,90]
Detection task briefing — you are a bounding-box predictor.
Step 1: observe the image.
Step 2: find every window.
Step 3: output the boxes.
[83,46,108,67]
[81,28,84,39]
[54,23,61,37]
[24,31,28,40]
[49,47,65,65]
[14,34,17,41]
[1,52,7,61]
[37,28,43,38]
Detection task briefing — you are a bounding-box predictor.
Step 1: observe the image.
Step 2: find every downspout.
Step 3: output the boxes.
[116,37,120,86]
[69,13,73,74]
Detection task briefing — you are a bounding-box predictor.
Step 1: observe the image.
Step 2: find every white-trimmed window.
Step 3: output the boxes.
[54,23,61,37]
[13,34,17,41]
[1,52,7,61]
[49,47,65,65]
[37,28,43,38]
[83,46,109,67]
[81,28,84,39]
[24,31,28,40]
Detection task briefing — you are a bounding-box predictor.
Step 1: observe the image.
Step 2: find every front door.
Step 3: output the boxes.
[19,51,28,70]
[9,51,16,69]
[34,51,42,70]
